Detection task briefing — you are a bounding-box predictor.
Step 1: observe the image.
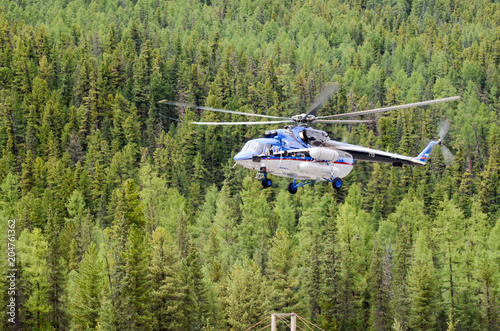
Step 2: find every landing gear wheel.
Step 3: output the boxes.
[261,178,272,188]
[332,178,343,190]
[287,182,298,194]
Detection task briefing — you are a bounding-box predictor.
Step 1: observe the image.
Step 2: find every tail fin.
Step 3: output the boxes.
[416,141,438,164]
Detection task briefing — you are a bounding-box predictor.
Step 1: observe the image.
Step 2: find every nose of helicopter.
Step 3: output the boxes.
[233,151,254,167]
[234,151,252,161]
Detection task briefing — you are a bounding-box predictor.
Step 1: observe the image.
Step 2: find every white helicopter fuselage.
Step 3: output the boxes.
[233,131,355,182]
[235,149,354,181]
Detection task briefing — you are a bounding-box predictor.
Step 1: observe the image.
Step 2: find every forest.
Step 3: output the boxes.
[0,0,499,330]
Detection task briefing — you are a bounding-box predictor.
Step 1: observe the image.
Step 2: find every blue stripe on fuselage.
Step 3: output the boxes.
[260,156,354,165]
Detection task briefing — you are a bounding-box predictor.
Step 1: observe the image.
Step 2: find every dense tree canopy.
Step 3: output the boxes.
[0,0,500,329]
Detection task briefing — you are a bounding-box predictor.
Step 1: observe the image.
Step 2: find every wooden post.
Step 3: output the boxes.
[291,313,297,331]
[271,314,277,331]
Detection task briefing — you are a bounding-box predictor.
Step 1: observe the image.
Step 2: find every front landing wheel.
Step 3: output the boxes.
[287,182,298,194]
[332,178,343,190]
[261,178,272,188]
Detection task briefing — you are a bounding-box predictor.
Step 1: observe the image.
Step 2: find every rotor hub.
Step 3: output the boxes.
[291,114,316,124]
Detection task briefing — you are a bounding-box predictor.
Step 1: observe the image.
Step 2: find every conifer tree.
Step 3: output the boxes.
[138,163,169,234]
[407,232,440,330]
[238,176,272,260]
[213,184,238,265]
[390,223,413,330]
[222,261,269,330]
[71,243,104,330]
[479,125,500,216]
[97,291,117,331]
[274,191,297,235]
[320,210,341,330]
[306,232,321,320]
[474,251,499,330]
[267,229,301,314]
[368,238,392,331]
[21,150,35,195]
[118,226,153,330]
[148,227,185,330]
[336,185,372,330]
[434,199,465,312]
[0,172,20,220]
[18,228,51,330]
[184,243,211,330]
[45,209,67,330]
[195,184,218,246]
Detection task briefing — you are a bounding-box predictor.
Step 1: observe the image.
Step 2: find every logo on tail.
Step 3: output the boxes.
[416,141,438,164]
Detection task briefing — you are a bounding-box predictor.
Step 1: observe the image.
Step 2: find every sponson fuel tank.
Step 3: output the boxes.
[298,162,339,177]
[309,147,339,161]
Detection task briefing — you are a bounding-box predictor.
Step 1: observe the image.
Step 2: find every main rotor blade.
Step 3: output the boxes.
[306,83,340,116]
[158,100,291,120]
[191,120,294,125]
[315,119,374,124]
[317,96,461,119]
[158,113,183,122]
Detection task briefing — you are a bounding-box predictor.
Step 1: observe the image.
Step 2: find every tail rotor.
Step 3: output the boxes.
[437,117,454,166]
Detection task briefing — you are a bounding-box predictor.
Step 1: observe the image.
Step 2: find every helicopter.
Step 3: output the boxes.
[159,84,460,194]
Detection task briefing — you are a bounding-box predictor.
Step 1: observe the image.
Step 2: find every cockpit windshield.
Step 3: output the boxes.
[242,141,265,155]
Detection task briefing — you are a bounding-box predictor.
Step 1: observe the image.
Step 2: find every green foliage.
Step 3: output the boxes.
[118,226,153,330]
[148,227,186,330]
[267,229,301,314]
[17,228,51,330]
[221,261,269,330]
[70,243,104,330]
[407,232,440,330]
[1,0,500,329]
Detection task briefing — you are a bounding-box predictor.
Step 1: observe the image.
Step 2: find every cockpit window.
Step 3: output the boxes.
[242,142,265,154]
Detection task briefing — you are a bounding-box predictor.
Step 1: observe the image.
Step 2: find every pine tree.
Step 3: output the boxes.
[18,228,51,330]
[433,199,465,313]
[184,243,211,330]
[336,185,373,330]
[274,191,297,235]
[97,291,117,331]
[0,172,20,221]
[195,184,218,246]
[222,261,269,330]
[368,238,393,331]
[118,226,153,330]
[407,232,440,330]
[71,243,104,330]
[212,184,238,266]
[474,251,499,330]
[238,176,272,260]
[148,227,185,330]
[66,189,91,255]
[267,229,301,314]
[365,163,390,220]
[479,125,500,216]
[390,222,413,330]
[320,209,341,330]
[45,209,67,330]
[138,163,169,234]
[306,232,322,320]
[21,150,35,195]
